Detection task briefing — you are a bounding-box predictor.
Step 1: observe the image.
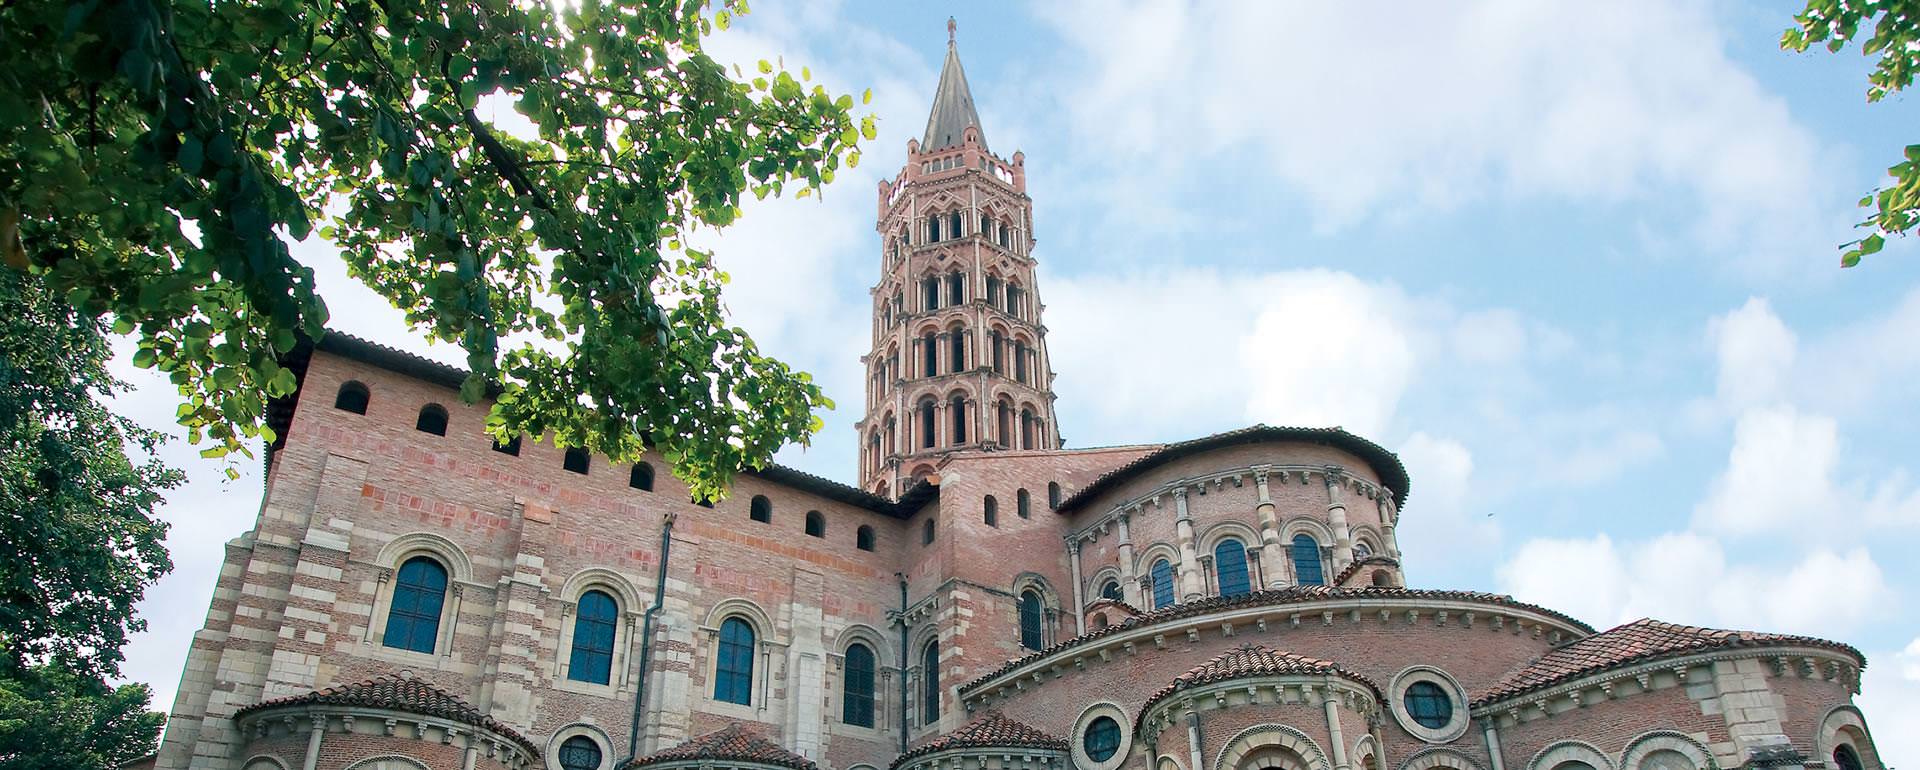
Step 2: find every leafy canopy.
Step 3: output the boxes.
[0,665,165,770]
[1784,0,1920,266]
[0,269,176,681]
[0,0,874,500]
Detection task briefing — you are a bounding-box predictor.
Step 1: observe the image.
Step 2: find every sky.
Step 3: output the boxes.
[112,0,1920,760]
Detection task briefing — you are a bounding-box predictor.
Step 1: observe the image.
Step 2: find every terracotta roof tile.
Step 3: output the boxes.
[1137,644,1377,726]
[891,711,1067,769]
[960,586,1592,697]
[626,723,816,770]
[1475,618,1865,706]
[1330,555,1400,588]
[233,675,536,753]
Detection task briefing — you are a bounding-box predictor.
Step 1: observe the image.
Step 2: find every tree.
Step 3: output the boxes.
[0,268,177,682]
[0,0,873,501]
[1784,0,1920,266]
[0,665,165,770]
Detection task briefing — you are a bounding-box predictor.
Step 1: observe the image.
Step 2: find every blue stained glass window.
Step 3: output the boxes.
[1150,559,1175,609]
[559,735,602,770]
[1083,716,1121,762]
[1215,539,1251,597]
[715,617,755,705]
[843,643,876,727]
[1404,681,1453,729]
[1292,534,1325,586]
[1018,590,1045,650]
[567,590,618,685]
[383,557,447,654]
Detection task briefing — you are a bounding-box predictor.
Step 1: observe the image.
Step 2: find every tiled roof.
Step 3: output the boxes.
[890,711,1067,769]
[959,585,1593,697]
[233,675,536,753]
[1053,424,1410,513]
[1137,644,1377,724]
[1475,618,1866,706]
[1331,555,1400,587]
[626,723,817,770]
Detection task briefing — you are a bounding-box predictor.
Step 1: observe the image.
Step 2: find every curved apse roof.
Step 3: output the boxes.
[1054,424,1411,514]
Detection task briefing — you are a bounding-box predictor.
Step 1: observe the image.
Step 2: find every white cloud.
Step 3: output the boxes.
[1237,276,1414,436]
[1394,432,1499,560]
[1694,405,1839,535]
[1036,0,1837,272]
[1498,533,1892,636]
[1708,297,1797,412]
[1859,637,1920,767]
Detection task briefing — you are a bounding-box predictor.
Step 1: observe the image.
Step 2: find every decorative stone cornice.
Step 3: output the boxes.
[234,705,537,768]
[1070,464,1393,546]
[1471,645,1863,725]
[1137,674,1377,745]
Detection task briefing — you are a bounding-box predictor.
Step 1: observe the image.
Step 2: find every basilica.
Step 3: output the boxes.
[154,30,1884,770]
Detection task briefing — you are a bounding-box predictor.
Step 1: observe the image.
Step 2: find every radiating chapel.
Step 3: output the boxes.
[155,27,1886,770]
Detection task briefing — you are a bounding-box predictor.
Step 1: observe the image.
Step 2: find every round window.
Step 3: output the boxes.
[1083,716,1121,762]
[1403,681,1453,729]
[559,735,603,770]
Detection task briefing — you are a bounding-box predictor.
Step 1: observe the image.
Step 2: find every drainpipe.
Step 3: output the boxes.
[624,512,676,764]
[896,572,911,754]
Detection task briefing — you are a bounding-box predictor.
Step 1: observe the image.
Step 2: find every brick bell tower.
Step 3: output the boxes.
[856,20,1062,497]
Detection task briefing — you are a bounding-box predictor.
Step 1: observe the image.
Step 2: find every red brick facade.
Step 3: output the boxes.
[155,34,1884,770]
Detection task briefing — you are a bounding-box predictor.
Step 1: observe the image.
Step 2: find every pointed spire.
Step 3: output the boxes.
[921,19,988,154]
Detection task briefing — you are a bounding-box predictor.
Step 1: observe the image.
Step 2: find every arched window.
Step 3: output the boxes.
[996,400,1012,445]
[983,495,998,527]
[921,639,940,724]
[856,525,876,552]
[1833,746,1865,770]
[804,510,826,538]
[986,277,1003,309]
[568,590,618,685]
[1372,570,1394,587]
[949,395,967,444]
[1150,558,1175,609]
[1013,341,1029,383]
[927,216,942,243]
[979,213,992,239]
[947,272,965,305]
[564,447,590,475]
[1291,534,1324,586]
[919,400,936,449]
[714,617,755,705]
[843,642,877,727]
[948,329,965,372]
[558,736,603,770]
[948,211,962,238]
[989,329,1005,373]
[492,435,521,456]
[922,277,940,311]
[383,556,447,654]
[414,404,448,435]
[1018,589,1045,650]
[1020,408,1037,449]
[922,518,936,545]
[921,333,937,376]
[1016,489,1030,518]
[629,462,654,491]
[1214,538,1251,597]
[1099,580,1123,601]
[1353,540,1373,559]
[998,219,1011,249]
[1047,482,1061,508]
[750,495,772,524]
[334,381,370,414]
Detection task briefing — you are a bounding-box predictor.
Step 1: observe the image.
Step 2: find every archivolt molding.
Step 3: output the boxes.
[701,598,777,642]
[1070,464,1395,547]
[1198,520,1262,553]
[1280,517,1336,546]
[1133,543,1183,577]
[1212,723,1330,770]
[1473,646,1864,727]
[1618,730,1716,770]
[241,756,291,770]
[1011,572,1061,609]
[1816,705,1881,768]
[1351,734,1381,770]
[343,757,429,770]
[371,531,474,583]
[831,623,894,665]
[1396,747,1484,770]
[1526,740,1612,770]
[556,567,645,612]
[1139,674,1377,746]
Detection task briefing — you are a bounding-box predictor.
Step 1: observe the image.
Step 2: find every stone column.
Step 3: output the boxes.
[302,715,325,770]
[1323,468,1354,576]
[1173,490,1204,601]
[1480,718,1506,770]
[1378,496,1402,560]
[1321,689,1350,770]
[1066,540,1086,635]
[1253,467,1286,588]
[1115,513,1141,607]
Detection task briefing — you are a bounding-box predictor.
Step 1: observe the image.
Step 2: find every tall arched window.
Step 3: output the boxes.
[989,330,1005,373]
[919,400,937,448]
[629,462,654,491]
[843,642,876,727]
[1150,558,1175,609]
[568,590,618,685]
[1020,408,1037,449]
[334,381,370,414]
[1013,342,1029,383]
[986,277,1003,309]
[920,639,940,724]
[947,272,964,305]
[949,395,967,443]
[856,525,876,552]
[1100,580,1123,601]
[563,447,590,475]
[983,495,998,527]
[998,219,1011,249]
[804,510,826,538]
[948,211,962,238]
[922,518,936,545]
[1833,746,1865,770]
[948,330,965,372]
[1018,589,1045,650]
[979,213,992,239]
[996,400,1012,445]
[920,333,937,376]
[383,556,448,654]
[927,216,942,243]
[1214,538,1251,597]
[1047,482,1061,508]
[1016,489,1030,518]
[750,496,772,524]
[714,617,755,705]
[1291,534,1324,586]
[415,404,448,435]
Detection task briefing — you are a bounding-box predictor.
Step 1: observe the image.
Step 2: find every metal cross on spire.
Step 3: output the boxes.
[947,17,956,45]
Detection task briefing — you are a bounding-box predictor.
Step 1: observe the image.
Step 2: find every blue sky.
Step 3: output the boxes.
[116,0,1920,759]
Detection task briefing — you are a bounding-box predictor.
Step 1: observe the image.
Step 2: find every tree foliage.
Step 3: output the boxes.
[0,0,873,500]
[0,268,177,681]
[0,665,165,770]
[1784,0,1920,266]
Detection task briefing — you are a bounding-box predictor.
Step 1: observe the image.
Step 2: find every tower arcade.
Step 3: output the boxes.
[857,24,1061,496]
